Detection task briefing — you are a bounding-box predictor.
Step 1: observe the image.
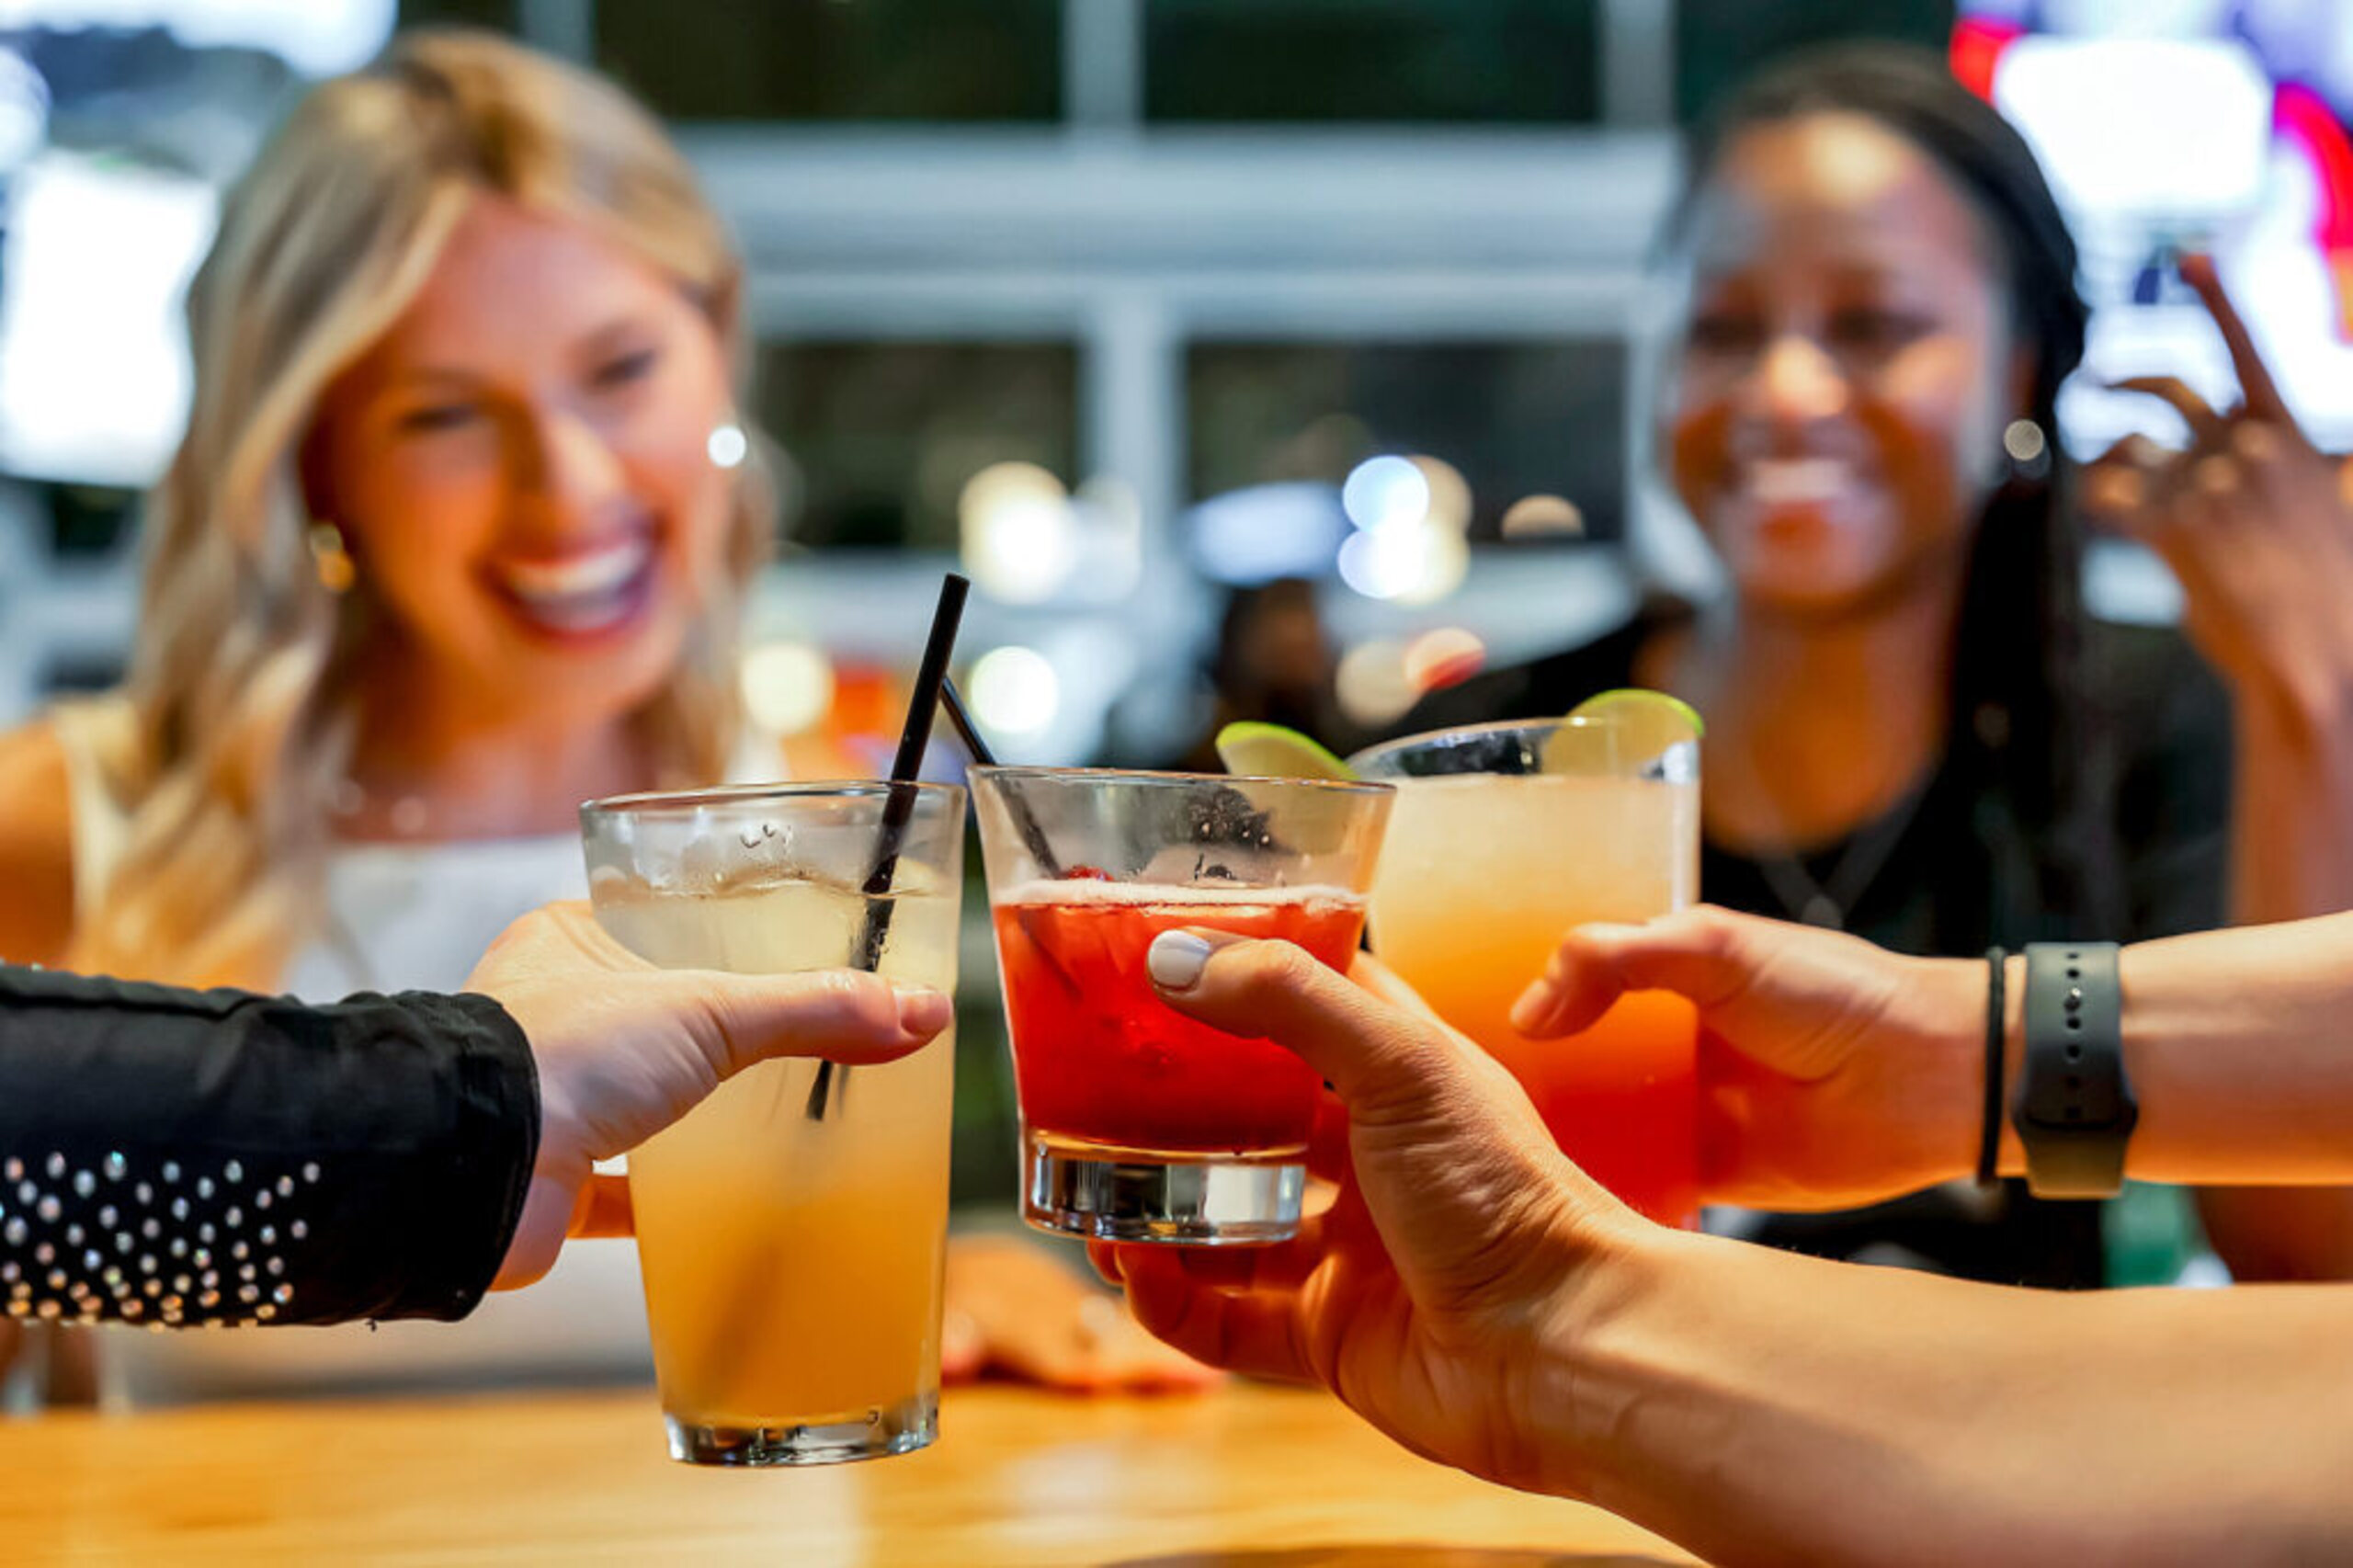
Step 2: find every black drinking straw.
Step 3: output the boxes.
[805,573,970,1122]
[941,676,1063,879]
[938,676,995,767]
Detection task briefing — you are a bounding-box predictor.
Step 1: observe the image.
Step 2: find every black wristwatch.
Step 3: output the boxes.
[2010,942,2135,1199]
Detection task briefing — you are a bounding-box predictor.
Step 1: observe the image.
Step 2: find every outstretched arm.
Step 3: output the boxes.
[1513,904,2353,1208]
[0,903,948,1322]
[1552,1224,2353,1568]
[1108,932,2353,1567]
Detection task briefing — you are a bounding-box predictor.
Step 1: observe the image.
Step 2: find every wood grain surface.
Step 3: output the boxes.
[0,1381,1700,1564]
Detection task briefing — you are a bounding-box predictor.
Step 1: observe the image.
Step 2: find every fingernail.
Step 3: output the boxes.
[1509,981,1556,1035]
[1574,922,1645,943]
[892,983,951,1036]
[1147,930,1215,993]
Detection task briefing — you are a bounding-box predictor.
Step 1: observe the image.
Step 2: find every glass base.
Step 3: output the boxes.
[664,1390,936,1467]
[1023,1130,1304,1244]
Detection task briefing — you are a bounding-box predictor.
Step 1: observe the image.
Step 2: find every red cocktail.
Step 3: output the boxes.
[972,767,1392,1244]
[994,881,1366,1154]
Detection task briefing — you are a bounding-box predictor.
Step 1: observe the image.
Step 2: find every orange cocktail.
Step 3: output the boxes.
[1351,722,1699,1223]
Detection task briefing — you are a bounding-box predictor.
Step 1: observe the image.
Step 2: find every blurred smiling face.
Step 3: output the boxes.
[1665,111,2025,619]
[308,195,736,726]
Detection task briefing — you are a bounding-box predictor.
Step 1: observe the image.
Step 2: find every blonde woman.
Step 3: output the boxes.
[0,29,1208,1400]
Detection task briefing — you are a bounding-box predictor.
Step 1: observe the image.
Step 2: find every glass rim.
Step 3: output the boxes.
[1347,716,1697,773]
[580,778,966,820]
[969,764,1392,799]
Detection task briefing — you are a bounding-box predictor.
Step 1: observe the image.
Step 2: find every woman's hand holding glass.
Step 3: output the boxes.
[463,902,949,1290]
[1093,934,1640,1500]
[1090,909,1989,1501]
[1096,921,2353,1566]
[1512,905,1988,1210]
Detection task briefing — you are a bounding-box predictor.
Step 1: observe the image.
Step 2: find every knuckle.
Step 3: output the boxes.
[1233,937,1322,993]
[1542,939,1578,987]
[806,968,892,1029]
[1679,903,1743,959]
[2193,454,2238,494]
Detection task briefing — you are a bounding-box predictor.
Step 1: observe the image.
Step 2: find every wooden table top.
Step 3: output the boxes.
[0,1381,1697,1564]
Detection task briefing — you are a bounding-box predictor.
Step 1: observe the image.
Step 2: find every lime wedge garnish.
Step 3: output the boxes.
[1214,721,1358,780]
[1542,687,1704,774]
[1569,687,1704,743]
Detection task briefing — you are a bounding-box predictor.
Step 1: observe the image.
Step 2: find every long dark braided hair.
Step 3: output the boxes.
[1670,41,2122,937]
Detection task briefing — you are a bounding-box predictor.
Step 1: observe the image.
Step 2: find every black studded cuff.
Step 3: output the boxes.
[1,966,539,1330]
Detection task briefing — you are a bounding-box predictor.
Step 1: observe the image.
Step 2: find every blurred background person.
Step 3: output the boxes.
[1398,40,2353,1290]
[0,26,1202,1406]
[1163,575,1366,771]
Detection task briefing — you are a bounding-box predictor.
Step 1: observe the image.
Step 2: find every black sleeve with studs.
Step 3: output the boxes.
[0,967,538,1330]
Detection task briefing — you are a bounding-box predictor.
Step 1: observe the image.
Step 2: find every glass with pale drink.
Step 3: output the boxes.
[580,782,961,1466]
[1350,711,1700,1223]
[972,768,1392,1244]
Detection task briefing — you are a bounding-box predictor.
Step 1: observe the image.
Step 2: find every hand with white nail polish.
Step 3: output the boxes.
[1094,923,2353,1566]
[1511,905,1988,1210]
[1097,929,1637,1501]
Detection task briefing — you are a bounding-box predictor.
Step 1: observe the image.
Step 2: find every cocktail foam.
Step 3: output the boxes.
[998,878,1363,909]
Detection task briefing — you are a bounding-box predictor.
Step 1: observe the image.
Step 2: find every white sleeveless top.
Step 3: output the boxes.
[54,695,599,1000]
[284,835,589,1000]
[51,695,782,1403]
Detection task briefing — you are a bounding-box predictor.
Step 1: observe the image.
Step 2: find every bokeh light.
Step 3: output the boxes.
[969,645,1062,735]
[1192,482,1348,585]
[1409,454,1472,533]
[706,423,748,470]
[1337,514,1468,604]
[1500,494,1586,540]
[1403,627,1487,692]
[739,641,835,736]
[1336,452,1471,604]
[1340,455,1430,533]
[960,461,1079,604]
[1335,639,1420,726]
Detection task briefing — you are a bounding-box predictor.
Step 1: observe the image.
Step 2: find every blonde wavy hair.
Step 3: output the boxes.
[68,28,773,989]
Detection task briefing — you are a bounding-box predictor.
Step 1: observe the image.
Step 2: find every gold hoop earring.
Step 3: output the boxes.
[308,522,357,595]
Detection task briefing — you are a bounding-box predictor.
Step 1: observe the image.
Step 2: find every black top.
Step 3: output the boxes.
[1,967,537,1328]
[1396,599,2233,1286]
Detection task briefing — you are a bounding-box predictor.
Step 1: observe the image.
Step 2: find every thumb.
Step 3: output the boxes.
[1146,930,1622,1312]
[678,968,951,1083]
[1145,930,1487,1127]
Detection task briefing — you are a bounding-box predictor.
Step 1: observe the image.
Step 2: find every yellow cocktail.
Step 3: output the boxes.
[1352,718,1700,1223]
[583,783,961,1466]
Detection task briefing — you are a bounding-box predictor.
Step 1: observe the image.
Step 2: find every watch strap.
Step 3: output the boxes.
[2011,942,2135,1199]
